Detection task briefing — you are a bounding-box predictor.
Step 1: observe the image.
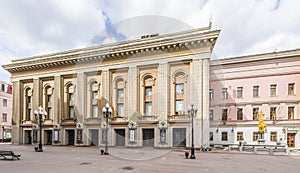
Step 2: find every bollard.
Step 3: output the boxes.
[185,152,189,159]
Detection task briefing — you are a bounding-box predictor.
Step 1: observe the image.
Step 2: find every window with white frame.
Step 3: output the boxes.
[253,86,259,97]
[270,132,277,142]
[288,107,295,120]
[270,107,276,120]
[92,105,98,118]
[288,83,295,95]
[222,132,228,141]
[237,87,243,98]
[209,109,214,121]
[209,89,214,100]
[237,108,243,120]
[253,108,259,120]
[222,88,228,99]
[3,99,7,107]
[222,109,228,121]
[270,84,277,96]
[115,78,125,117]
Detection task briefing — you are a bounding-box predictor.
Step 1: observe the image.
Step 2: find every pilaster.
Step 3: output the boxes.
[128,66,138,119]
[12,81,21,145]
[157,62,169,120]
[53,75,61,123]
[76,73,85,122]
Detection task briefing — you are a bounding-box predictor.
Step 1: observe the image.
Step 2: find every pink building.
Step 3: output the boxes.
[210,49,300,149]
[0,81,12,142]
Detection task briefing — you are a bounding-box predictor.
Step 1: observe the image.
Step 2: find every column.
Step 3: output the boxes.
[202,58,210,146]
[53,75,61,123]
[128,66,138,119]
[157,62,169,120]
[76,73,85,123]
[12,81,21,145]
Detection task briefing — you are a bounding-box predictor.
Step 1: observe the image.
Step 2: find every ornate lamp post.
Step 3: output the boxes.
[34,106,47,152]
[102,103,112,155]
[188,104,198,159]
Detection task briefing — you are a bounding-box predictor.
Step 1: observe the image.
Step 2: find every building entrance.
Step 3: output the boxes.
[24,130,32,144]
[287,133,296,148]
[115,129,125,146]
[90,129,99,146]
[173,128,186,147]
[143,129,154,147]
[45,130,52,145]
[66,130,75,145]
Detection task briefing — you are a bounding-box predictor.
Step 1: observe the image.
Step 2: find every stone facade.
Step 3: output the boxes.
[3,27,219,148]
[210,49,300,148]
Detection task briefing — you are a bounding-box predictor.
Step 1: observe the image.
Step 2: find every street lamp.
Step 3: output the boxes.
[102,103,112,155]
[34,106,47,152]
[1,122,4,143]
[188,104,198,159]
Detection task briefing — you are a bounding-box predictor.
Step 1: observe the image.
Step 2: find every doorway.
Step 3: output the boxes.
[115,129,125,146]
[173,128,186,147]
[66,130,75,145]
[142,129,154,147]
[45,130,52,145]
[90,129,99,146]
[287,133,296,148]
[24,130,32,144]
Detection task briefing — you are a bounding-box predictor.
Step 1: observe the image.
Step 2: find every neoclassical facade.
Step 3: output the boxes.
[210,49,300,148]
[3,27,219,148]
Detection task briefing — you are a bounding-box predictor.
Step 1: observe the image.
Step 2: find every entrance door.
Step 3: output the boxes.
[287,133,296,148]
[173,128,186,147]
[90,129,99,146]
[24,130,32,144]
[66,130,75,145]
[45,130,52,145]
[115,129,125,146]
[143,129,154,147]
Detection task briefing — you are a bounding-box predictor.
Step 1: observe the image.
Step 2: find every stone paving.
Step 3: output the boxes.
[0,144,300,173]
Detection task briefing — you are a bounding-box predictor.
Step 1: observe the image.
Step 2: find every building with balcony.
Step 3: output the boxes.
[210,49,300,148]
[0,81,12,142]
[2,27,219,148]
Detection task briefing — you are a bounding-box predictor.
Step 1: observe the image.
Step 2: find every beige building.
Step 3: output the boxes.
[3,27,219,148]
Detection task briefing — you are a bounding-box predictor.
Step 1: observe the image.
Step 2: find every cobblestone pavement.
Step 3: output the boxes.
[0,144,300,173]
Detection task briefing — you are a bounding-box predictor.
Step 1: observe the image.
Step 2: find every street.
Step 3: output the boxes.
[0,144,299,173]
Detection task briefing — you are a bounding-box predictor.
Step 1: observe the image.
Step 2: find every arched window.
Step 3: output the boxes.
[172,70,188,115]
[24,87,33,121]
[141,74,156,116]
[65,82,75,119]
[88,80,100,118]
[114,77,125,117]
[43,84,53,119]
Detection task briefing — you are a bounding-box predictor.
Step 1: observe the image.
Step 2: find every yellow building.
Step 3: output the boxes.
[3,27,219,148]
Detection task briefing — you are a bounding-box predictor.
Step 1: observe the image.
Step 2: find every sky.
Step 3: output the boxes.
[1,0,300,83]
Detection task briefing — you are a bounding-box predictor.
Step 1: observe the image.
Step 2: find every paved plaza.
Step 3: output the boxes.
[0,144,300,173]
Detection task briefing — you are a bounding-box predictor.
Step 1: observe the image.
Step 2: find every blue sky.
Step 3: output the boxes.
[1,0,300,82]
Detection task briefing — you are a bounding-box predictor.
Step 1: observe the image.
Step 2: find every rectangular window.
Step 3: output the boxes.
[69,93,74,101]
[27,108,31,120]
[270,84,277,96]
[237,108,243,120]
[145,87,152,96]
[209,89,214,100]
[47,95,52,103]
[2,113,7,122]
[253,108,259,120]
[270,107,276,120]
[288,83,295,95]
[288,107,294,120]
[175,84,184,94]
[222,109,228,121]
[253,132,259,141]
[117,103,124,117]
[69,106,74,119]
[117,89,124,98]
[222,132,228,141]
[237,132,243,141]
[270,132,277,142]
[92,105,98,118]
[47,107,52,119]
[222,88,228,99]
[28,96,32,104]
[253,86,259,97]
[3,99,7,107]
[145,102,152,116]
[209,132,213,141]
[209,109,214,121]
[237,87,243,98]
[92,91,98,99]
[175,100,183,114]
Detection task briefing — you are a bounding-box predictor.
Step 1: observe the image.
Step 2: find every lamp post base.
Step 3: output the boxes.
[190,155,196,159]
[37,144,43,152]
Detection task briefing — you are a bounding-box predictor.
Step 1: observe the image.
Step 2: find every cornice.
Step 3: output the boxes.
[3,27,220,73]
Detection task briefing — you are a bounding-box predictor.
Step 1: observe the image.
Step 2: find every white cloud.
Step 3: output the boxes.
[1,0,300,82]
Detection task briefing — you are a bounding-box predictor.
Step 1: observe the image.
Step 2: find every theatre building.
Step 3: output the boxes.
[3,27,219,148]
